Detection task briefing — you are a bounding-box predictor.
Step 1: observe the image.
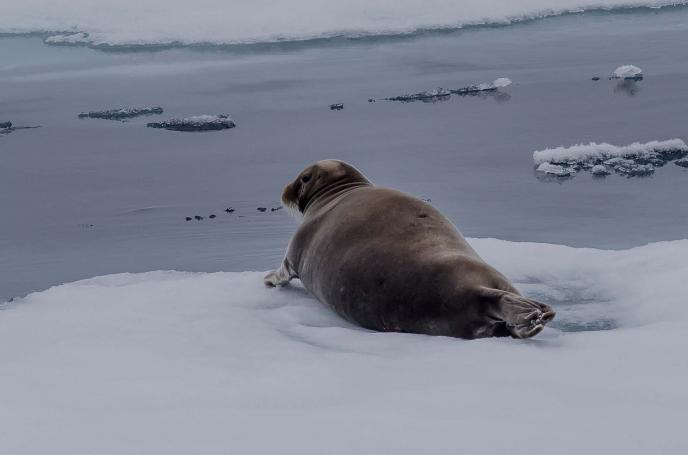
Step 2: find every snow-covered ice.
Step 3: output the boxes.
[533,139,688,178]
[78,106,163,120]
[386,78,510,102]
[2,238,688,454]
[610,64,644,80]
[1,1,685,46]
[44,32,90,44]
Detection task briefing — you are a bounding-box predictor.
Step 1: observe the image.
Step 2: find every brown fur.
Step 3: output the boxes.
[265,160,555,339]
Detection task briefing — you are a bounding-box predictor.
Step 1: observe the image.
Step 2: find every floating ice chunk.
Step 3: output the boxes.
[533,139,688,179]
[675,158,688,168]
[146,114,236,132]
[0,122,40,136]
[610,65,643,81]
[44,32,91,45]
[533,139,688,165]
[591,164,610,176]
[78,107,163,120]
[452,77,512,95]
[384,88,451,102]
[536,162,572,177]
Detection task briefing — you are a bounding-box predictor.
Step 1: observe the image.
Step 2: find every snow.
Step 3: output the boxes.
[2,238,688,454]
[611,64,644,80]
[0,1,686,46]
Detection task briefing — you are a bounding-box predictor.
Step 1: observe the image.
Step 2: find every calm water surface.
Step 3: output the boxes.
[1,8,688,299]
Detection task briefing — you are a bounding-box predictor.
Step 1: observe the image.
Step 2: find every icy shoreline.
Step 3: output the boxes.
[2,238,687,454]
[1,2,687,48]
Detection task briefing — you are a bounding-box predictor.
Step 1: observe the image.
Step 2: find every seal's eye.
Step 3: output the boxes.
[301,175,311,183]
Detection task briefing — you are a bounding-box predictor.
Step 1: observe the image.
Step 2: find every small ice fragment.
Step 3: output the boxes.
[492,78,512,88]
[536,163,572,177]
[329,103,344,110]
[675,158,688,168]
[591,165,610,175]
[0,121,11,129]
[610,65,643,81]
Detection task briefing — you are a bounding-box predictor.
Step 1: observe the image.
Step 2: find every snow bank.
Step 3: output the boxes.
[533,139,688,177]
[1,1,686,47]
[1,238,688,454]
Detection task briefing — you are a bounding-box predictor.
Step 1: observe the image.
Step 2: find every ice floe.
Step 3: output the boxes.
[451,77,512,95]
[384,78,511,103]
[384,88,451,102]
[533,139,688,178]
[44,32,91,45]
[1,1,685,47]
[146,114,236,131]
[78,107,164,120]
[1,238,688,453]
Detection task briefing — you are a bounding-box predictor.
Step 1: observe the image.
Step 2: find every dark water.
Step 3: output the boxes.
[1,8,688,299]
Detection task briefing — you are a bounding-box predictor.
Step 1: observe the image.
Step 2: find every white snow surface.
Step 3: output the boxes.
[2,238,688,454]
[533,138,688,165]
[1,0,686,46]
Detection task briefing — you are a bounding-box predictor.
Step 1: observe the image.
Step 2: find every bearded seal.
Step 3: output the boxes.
[265,160,555,339]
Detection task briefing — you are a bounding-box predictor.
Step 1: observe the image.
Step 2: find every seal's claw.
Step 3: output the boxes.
[264,270,279,287]
[499,294,555,339]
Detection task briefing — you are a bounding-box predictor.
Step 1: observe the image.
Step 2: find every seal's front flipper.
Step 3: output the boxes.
[263,259,297,287]
[499,293,555,339]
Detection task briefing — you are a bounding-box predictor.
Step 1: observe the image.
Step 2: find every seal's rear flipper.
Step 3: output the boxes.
[501,293,555,339]
[479,288,556,339]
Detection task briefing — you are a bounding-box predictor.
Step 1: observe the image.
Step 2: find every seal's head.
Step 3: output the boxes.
[282,160,370,218]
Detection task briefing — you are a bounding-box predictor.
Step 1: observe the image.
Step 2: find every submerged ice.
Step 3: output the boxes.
[533,139,688,178]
